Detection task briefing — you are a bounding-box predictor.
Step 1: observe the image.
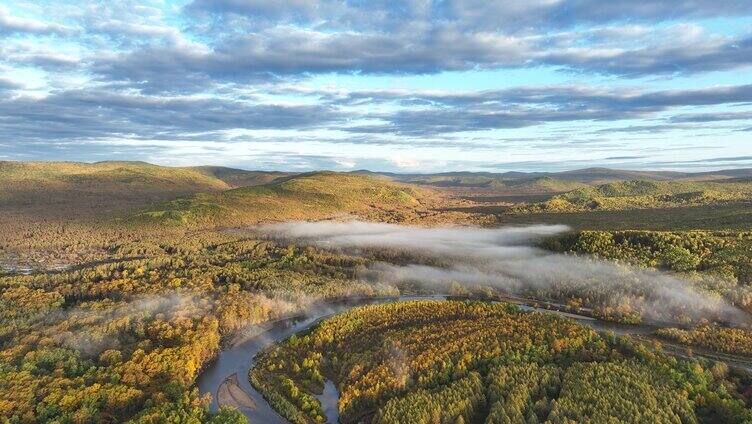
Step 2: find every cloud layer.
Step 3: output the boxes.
[1,1,751,171]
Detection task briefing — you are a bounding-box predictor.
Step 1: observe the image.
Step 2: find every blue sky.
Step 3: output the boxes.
[1,0,751,172]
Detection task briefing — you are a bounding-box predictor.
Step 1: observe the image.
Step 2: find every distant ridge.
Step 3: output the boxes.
[3,160,752,200]
[353,167,752,187]
[192,166,291,187]
[0,161,294,217]
[0,161,291,189]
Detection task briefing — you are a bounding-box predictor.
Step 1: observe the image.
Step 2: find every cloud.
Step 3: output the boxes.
[262,221,569,257]
[0,77,21,91]
[89,4,752,92]
[670,111,752,123]
[2,82,751,144]
[331,84,752,109]
[93,27,752,91]
[604,156,645,160]
[338,84,752,135]
[684,155,752,163]
[0,43,80,70]
[0,5,73,36]
[91,26,532,92]
[0,89,343,142]
[187,0,752,31]
[75,1,197,50]
[593,124,696,134]
[187,0,327,23]
[541,31,752,77]
[2,1,752,169]
[442,0,752,31]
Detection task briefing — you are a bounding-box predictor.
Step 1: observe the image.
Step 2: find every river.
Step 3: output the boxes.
[196,295,749,423]
[196,295,446,423]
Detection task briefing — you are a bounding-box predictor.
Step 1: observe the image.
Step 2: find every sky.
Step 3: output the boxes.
[1,1,752,173]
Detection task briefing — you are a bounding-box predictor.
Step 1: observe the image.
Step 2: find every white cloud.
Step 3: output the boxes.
[0,5,73,35]
[389,155,421,169]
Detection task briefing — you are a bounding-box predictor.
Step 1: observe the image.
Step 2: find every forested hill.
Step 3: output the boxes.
[363,166,752,186]
[513,179,752,213]
[5,161,752,205]
[394,175,588,193]
[192,166,291,188]
[252,300,752,424]
[0,161,286,216]
[133,171,440,227]
[353,167,752,197]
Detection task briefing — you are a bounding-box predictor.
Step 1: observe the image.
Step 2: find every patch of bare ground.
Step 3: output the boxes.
[217,374,257,410]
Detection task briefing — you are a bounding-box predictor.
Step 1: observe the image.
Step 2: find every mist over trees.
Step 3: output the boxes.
[258,221,752,326]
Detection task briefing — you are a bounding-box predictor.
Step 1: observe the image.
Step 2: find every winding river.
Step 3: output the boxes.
[196,294,750,423]
[197,295,445,423]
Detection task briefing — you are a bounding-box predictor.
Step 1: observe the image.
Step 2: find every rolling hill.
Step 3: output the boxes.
[364,167,752,187]
[2,160,224,182]
[134,171,438,227]
[0,161,289,192]
[192,166,291,187]
[513,179,752,213]
[396,174,587,193]
[0,161,288,216]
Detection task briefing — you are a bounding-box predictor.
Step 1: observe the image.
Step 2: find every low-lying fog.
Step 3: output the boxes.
[260,221,751,326]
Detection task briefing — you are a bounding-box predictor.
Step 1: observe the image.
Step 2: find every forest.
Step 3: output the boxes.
[656,326,752,356]
[543,230,752,318]
[251,301,752,423]
[0,232,389,423]
[1,161,752,422]
[512,180,752,214]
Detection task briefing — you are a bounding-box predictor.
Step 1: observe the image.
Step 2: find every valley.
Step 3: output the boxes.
[6,3,752,423]
[1,161,751,423]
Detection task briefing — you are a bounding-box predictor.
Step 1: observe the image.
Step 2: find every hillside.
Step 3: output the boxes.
[0,161,230,188]
[192,166,291,187]
[0,164,471,271]
[2,161,752,423]
[552,167,686,183]
[399,174,586,193]
[513,179,752,214]
[503,176,587,192]
[374,167,752,186]
[134,172,439,227]
[0,161,285,216]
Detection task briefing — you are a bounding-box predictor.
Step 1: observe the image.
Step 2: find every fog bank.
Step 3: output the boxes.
[259,221,750,326]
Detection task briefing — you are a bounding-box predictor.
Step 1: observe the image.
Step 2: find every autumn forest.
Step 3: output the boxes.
[1,161,752,424]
